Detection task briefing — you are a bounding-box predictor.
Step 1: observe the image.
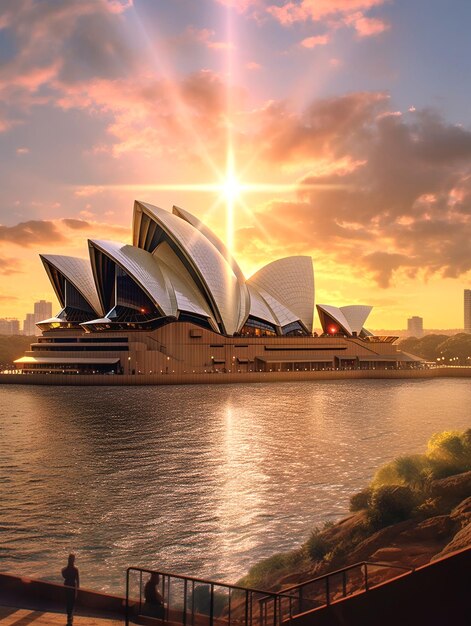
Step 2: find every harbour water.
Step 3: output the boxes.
[0,378,470,594]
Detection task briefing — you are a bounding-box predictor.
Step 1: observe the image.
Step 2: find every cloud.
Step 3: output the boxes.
[0,0,136,131]
[0,216,128,248]
[0,257,22,275]
[61,218,91,230]
[175,26,234,51]
[0,220,66,247]
[267,0,386,25]
[300,35,330,48]
[344,12,389,37]
[16,147,30,155]
[236,96,471,287]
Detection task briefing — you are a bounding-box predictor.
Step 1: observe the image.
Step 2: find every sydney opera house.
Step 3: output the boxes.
[14,201,420,380]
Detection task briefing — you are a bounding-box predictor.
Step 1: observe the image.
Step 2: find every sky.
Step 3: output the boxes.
[1,0,471,330]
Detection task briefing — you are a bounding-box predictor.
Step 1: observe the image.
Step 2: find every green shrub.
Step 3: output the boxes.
[237,550,303,588]
[367,485,416,530]
[306,527,330,561]
[427,430,471,477]
[372,454,430,489]
[350,488,371,511]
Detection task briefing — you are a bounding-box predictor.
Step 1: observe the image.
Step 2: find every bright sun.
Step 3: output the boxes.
[221,173,242,202]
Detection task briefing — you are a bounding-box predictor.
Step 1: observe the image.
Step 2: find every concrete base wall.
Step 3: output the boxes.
[1,366,471,386]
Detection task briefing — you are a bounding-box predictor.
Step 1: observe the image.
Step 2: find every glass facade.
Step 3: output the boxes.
[240,316,278,337]
[281,321,308,336]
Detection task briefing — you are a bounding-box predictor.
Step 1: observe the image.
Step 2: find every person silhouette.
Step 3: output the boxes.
[143,572,165,618]
[61,554,80,625]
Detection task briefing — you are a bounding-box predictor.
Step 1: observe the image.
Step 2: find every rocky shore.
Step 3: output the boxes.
[239,433,471,592]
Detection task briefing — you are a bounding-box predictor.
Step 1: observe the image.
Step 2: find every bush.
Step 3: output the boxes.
[237,550,303,589]
[367,485,416,530]
[427,430,471,478]
[350,488,371,511]
[372,454,430,490]
[306,527,330,561]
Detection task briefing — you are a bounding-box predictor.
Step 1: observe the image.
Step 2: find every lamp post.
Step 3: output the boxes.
[127,356,131,375]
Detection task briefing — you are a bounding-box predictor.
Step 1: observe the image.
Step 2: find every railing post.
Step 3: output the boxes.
[273,595,277,626]
[364,564,369,591]
[325,576,330,606]
[125,569,130,626]
[298,586,303,614]
[183,578,188,626]
[228,587,232,626]
[342,570,347,597]
[139,570,143,615]
[249,588,253,626]
[191,580,195,626]
[245,590,249,626]
[209,584,214,626]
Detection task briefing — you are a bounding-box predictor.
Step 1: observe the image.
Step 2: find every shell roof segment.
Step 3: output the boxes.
[40,254,103,316]
[133,201,244,336]
[172,204,250,330]
[246,284,279,327]
[248,256,315,332]
[340,305,373,334]
[153,241,217,324]
[88,239,174,316]
[317,304,353,335]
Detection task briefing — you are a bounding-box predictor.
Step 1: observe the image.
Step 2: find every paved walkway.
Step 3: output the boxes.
[0,606,123,625]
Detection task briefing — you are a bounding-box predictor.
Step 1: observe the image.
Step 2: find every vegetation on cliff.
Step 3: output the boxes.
[238,430,471,591]
[0,335,33,368]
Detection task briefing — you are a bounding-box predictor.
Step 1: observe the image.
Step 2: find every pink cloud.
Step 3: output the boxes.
[300,34,330,48]
[246,61,262,70]
[177,26,234,51]
[267,0,386,25]
[345,12,390,37]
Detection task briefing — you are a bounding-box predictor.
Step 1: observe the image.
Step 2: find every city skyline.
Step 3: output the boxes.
[1,1,471,328]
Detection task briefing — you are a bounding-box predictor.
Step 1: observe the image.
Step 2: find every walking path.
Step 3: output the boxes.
[0,606,123,625]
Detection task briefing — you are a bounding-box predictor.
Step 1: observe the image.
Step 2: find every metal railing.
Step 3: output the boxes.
[125,568,297,626]
[274,561,414,614]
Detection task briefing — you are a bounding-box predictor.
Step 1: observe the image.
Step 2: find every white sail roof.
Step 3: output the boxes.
[40,254,103,316]
[133,201,244,335]
[154,241,217,324]
[340,305,373,335]
[172,205,250,330]
[88,240,174,316]
[248,256,315,332]
[317,304,352,335]
[246,284,279,328]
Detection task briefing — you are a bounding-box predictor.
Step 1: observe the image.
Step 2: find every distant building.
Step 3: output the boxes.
[22,300,53,335]
[23,313,37,336]
[465,290,471,333]
[0,318,20,335]
[34,300,52,322]
[407,316,424,337]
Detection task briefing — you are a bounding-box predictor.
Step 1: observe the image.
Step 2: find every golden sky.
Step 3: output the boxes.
[1,0,471,330]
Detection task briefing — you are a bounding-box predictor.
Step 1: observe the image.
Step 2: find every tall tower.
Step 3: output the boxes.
[407,316,423,337]
[465,290,471,333]
[34,299,52,323]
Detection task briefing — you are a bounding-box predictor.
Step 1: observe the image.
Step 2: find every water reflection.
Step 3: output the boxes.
[0,379,470,593]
